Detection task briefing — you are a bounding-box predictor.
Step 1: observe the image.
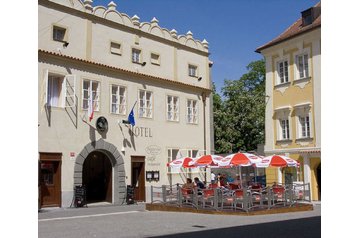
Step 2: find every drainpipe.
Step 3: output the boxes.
[202,92,207,184]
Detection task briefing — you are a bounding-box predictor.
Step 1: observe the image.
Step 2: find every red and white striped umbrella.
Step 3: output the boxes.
[217,153,262,167]
[167,157,195,169]
[190,154,224,167]
[255,155,299,168]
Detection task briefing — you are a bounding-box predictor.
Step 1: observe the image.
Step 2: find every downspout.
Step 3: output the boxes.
[202,92,207,184]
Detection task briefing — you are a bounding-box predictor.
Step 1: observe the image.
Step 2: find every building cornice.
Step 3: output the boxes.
[38,49,212,93]
[264,147,321,155]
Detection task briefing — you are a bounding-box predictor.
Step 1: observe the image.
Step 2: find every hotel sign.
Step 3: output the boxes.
[131,126,153,138]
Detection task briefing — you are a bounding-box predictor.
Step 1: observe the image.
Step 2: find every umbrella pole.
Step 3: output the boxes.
[239,166,243,188]
[254,167,257,183]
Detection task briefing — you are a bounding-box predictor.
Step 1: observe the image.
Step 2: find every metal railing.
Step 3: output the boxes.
[150,183,311,212]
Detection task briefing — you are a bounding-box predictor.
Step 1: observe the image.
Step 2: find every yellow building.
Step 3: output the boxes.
[256,2,321,200]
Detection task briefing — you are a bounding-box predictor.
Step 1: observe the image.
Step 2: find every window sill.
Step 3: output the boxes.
[274,82,290,94]
[295,137,313,142]
[294,76,311,82]
[293,76,311,89]
[274,82,290,88]
[53,39,67,43]
[111,52,122,56]
[276,139,292,144]
[110,112,126,116]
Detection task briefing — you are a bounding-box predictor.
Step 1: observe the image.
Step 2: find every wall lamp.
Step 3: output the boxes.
[121,119,131,125]
[141,62,146,66]
[198,77,202,81]
[63,41,69,48]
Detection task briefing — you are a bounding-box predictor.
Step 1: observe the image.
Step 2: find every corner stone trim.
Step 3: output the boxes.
[74,138,126,205]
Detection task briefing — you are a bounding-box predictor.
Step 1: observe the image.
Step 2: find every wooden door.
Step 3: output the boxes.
[39,153,62,207]
[131,156,145,201]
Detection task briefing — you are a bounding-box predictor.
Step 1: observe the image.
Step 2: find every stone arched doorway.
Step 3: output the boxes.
[74,139,126,205]
[83,151,112,203]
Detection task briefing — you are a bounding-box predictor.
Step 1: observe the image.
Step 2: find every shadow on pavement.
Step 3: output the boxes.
[150,216,321,238]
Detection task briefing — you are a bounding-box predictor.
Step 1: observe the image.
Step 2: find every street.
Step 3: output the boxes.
[38,203,321,238]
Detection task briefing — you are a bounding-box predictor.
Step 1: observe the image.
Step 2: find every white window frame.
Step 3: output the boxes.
[168,148,180,173]
[139,90,153,118]
[299,115,311,138]
[167,95,180,122]
[294,49,310,80]
[275,108,291,141]
[82,79,100,112]
[188,64,198,77]
[44,71,76,108]
[277,60,289,84]
[132,48,142,64]
[186,99,198,124]
[110,85,126,115]
[295,105,312,139]
[280,119,290,140]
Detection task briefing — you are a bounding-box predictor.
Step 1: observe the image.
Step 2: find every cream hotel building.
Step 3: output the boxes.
[256,2,321,201]
[38,0,214,208]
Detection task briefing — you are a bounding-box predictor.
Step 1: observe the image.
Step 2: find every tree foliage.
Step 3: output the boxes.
[213,59,265,153]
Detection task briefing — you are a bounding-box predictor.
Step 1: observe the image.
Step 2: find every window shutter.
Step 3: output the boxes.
[40,70,49,113]
[64,74,76,108]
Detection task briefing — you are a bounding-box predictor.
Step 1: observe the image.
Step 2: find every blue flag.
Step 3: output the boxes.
[128,101,137,126]
[128,108,135,126]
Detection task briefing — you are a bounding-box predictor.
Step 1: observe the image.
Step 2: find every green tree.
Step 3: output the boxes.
[214,59,265,153]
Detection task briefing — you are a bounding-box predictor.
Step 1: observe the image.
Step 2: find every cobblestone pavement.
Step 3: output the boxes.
[38,202,321,238]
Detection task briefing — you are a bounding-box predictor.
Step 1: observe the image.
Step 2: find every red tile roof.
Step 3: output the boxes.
[256,2,321,53]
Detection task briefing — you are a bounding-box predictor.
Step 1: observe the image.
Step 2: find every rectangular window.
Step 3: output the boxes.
[188,64,197,77]
[167,95,179,121]
[297,54,309,79]
[132,48,141,63]
[47,75,64,107]
[186,99,198,124]
[53,26,66,42]
[299,116,311,138]
[111,85,126,114]
[151,53,160,65]
[82,80,100,111]
[277,60,289,84]
[280,119,290,140]
[168,148,180,173]
[139,90,153,118]
[110,42,122,55]
[45,73,76,108]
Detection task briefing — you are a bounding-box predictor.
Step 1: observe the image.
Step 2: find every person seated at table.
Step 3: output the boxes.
[194,177,205,195]
[219,174,228,187]
[182,178,194,190]
[233,174,241,186]
[194,177,205,189]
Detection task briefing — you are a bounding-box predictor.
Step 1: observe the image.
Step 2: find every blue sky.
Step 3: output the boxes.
[93,0,318,94]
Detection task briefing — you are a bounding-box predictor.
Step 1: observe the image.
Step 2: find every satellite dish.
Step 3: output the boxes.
[96,116,108,132]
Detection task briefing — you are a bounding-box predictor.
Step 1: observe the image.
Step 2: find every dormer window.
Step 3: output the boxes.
[301,8,313,26]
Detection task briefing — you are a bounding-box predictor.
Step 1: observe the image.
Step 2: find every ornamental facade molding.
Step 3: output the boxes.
[46,0,209,52]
